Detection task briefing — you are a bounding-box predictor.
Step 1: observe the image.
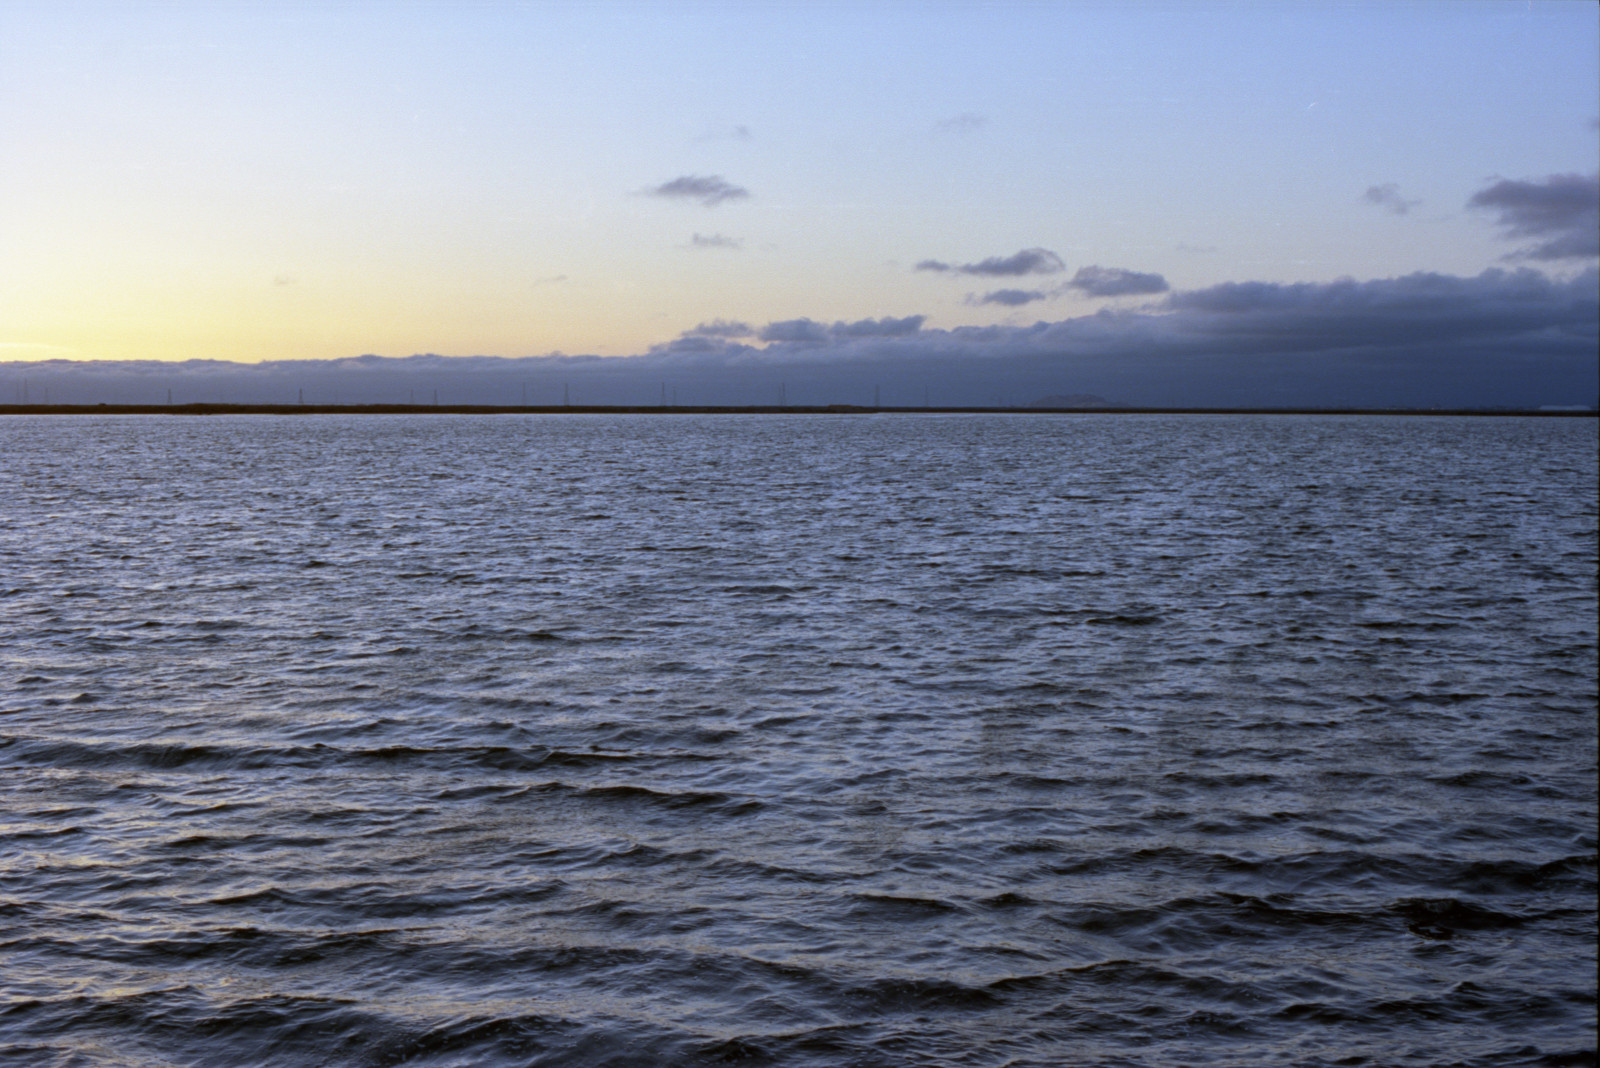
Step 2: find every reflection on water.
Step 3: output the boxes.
[1,413,1595,1067]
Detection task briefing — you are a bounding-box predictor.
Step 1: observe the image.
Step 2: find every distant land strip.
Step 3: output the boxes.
[0,404,1594,417]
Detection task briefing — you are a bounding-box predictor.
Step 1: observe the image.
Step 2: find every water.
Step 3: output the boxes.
[1,413,1594,1067]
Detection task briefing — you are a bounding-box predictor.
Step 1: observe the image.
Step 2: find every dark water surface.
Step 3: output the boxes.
[2,414,1595,1067]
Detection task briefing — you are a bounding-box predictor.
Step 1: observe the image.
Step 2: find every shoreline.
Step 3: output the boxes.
[0,403,1594,417]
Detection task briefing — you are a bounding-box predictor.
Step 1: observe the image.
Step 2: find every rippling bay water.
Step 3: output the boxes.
[2,414,1595,1067]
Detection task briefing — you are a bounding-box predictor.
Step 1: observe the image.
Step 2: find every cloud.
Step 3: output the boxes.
[1467,173,1599,260]
[960,248,1065,277]
[648,316,925,359]
[647,175,749,207]
[1065,266,1169,297]
[683,319,754,338]
[1158,268,1594,355]
[691,233,741,250]
[917,248,1065,277]
[974,289,1048,306]
[829,315,925,338]
[711,268,1593,402]
[695,124,753,142]
[934,112,986,133]
[643,333,752,362]
[758,319,831,344]
[1362,183,1420,215]
[752,316,924,344]
[9,269,1593,409]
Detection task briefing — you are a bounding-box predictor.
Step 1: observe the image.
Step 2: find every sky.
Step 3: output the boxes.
[2,0,1596,406]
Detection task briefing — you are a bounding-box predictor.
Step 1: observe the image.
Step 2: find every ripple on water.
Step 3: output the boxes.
[1,413,1595,1067]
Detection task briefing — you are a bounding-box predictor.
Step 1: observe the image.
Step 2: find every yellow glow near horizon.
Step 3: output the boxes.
[2,2,1595,365]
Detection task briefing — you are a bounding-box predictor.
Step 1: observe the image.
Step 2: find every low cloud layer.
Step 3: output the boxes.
[647,175,749,207]
[1065,266,1170,297]
[7,269,1593,409]
[691,233,741,249]
[917,248,1065,276]
[1468,173,1599,260]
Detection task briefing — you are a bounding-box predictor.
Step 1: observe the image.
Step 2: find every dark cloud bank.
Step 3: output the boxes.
[6,268,1595,408]
[1468,173,1600,261]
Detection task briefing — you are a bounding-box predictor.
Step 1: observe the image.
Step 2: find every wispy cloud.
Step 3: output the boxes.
[934,112,986,133]
[972,289,1048,306]
[1467,173,1599,260]
[647,175,750,207]
[1362,182,1421,215]
[916,248,1065,277]
[690,233,742,250]
[1065,266,1169,297]
[696,124,753,142]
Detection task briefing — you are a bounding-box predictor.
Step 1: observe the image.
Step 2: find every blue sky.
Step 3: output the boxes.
[1,0,1595,404]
